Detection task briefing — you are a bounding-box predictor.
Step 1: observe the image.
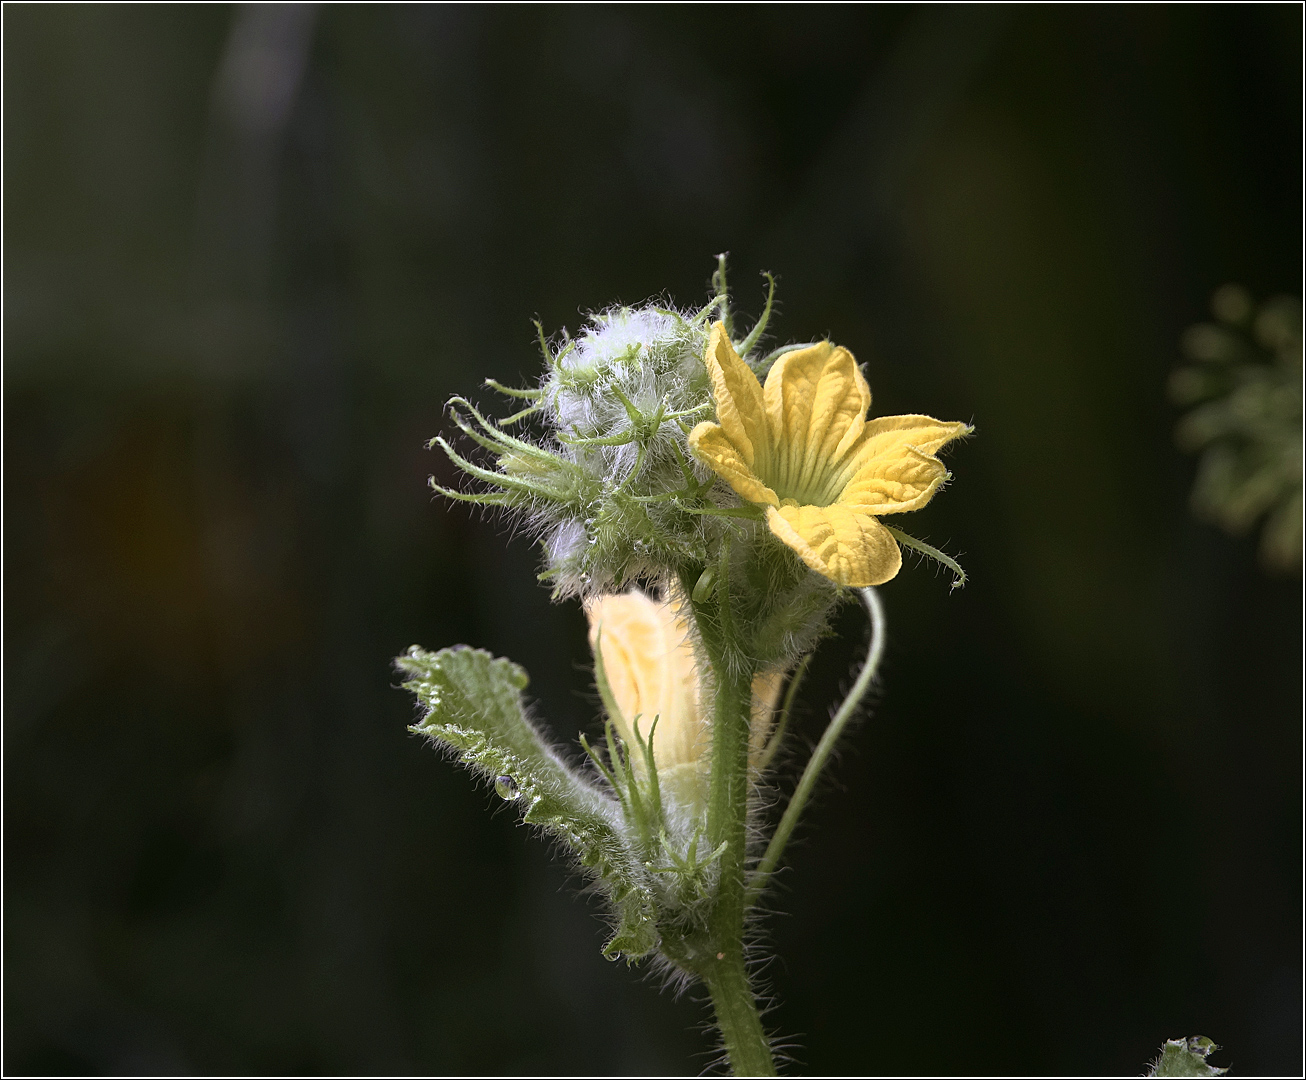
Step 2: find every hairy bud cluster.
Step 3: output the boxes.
[434,270,775,584]
[431,265,845,674]
[531,305,721,596]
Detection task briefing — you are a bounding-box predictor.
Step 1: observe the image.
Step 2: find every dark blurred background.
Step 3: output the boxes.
[4,4,1301,1076]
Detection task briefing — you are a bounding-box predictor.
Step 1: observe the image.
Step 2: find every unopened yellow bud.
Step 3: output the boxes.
[585,589,784,814]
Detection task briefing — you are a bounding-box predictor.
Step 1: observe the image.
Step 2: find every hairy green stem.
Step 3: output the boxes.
[748,587,885,906]
[687,568,776,1077]
[705,951,775,1077]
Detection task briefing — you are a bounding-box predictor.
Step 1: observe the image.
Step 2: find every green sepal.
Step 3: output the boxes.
[1148,1036,1228,1077]
[601,899,660,961]
[397,644,659,960]
[883,524,968,590]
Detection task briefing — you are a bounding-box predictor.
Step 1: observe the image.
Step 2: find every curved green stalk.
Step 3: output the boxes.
[883,525,967,590]
[711,253,733,337]
[735,271,777,358]
[483,377,543,400]
[747,587,885,906]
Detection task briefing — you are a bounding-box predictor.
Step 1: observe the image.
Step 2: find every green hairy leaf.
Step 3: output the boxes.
[397,645,658,959]
[1148,1036,1229,1077]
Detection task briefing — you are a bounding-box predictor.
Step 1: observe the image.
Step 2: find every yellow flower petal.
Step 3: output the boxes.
[766,503,902,587]
[687,422,779,507]
[703,322,769,471]
[838,446,949,515]
[857,414,971,457]
[835,416,970,515]
[763,342,871,498]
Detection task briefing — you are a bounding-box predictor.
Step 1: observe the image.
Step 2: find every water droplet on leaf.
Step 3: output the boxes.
[494,775,520,800]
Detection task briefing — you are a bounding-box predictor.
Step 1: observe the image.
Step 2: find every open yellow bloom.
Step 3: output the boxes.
[688,322,969,587]
[585,590,783,808]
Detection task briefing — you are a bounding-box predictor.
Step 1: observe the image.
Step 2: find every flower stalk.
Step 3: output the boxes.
[750,586,886,907]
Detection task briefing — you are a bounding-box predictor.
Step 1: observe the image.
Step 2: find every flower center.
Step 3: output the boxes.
[764,446,847,509]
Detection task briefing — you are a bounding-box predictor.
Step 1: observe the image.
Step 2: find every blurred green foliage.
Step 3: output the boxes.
[4,5,1300,1075]
[1170,285,1301,571]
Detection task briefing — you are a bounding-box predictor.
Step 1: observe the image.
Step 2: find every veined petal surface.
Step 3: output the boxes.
[766,504,902,587]
[835,416,969,515]
[763,342,871,492]
[839,446,950,515]
[687,422,779,507]
[845,414,971,463]
[703,322,769,471]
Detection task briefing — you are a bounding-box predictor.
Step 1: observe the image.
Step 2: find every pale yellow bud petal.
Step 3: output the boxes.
[585,590,705,772]
[585,589,788,808]
[749,668,786,763]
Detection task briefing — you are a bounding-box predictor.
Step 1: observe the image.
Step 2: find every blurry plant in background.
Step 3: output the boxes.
[1169,286,1302,572]
[399,259,968,1074]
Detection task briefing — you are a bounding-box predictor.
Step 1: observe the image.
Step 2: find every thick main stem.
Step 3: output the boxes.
[705,951,774,1077]
[706,656,773,1076]
[690,573,776,1077]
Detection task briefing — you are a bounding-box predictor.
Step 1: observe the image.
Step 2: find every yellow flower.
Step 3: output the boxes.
[688,322,970,587]
[585,590,783,809]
